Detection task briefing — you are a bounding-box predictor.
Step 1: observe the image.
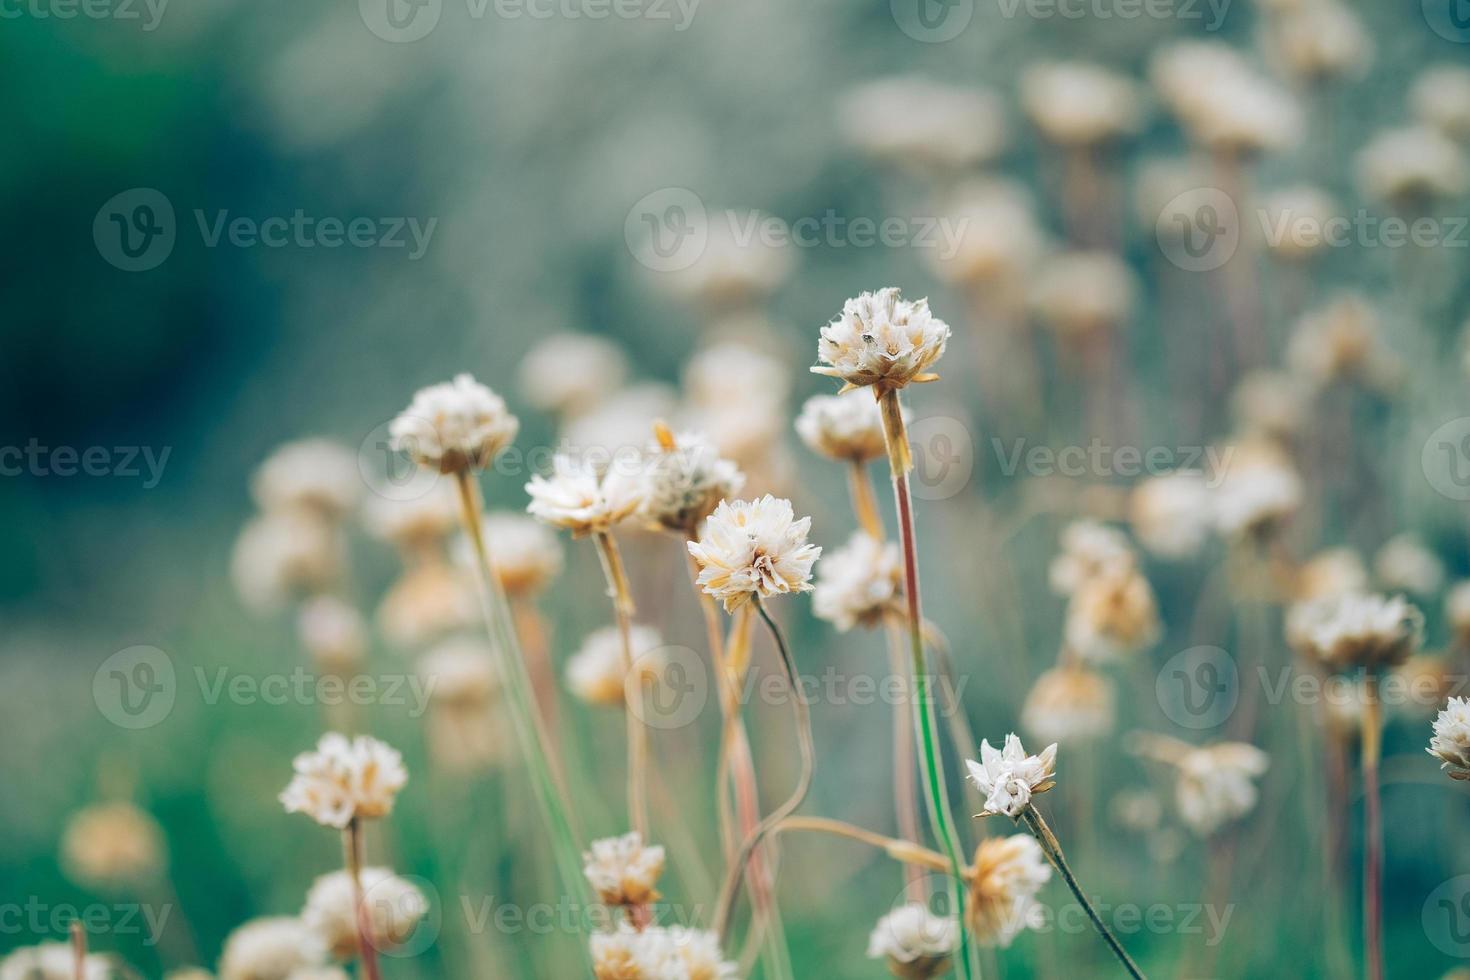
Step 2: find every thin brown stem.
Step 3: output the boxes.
[342,818,383,980]
[1362,676,1384,980]
[847,459,885,539]
[70,921,85,980]
[884,618,925,899]
[776,816,950,873]
[594,531,650,839]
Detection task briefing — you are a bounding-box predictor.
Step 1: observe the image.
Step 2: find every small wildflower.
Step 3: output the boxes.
[583,832,666,908]
[390,374,520,474]
[1294,592,1424,673]
[217,918,328,980]
[566,625,666,707]
[686,496,822,612]
[280,734,408,829]
[1020,61,1142,147]
[794,390,890,463]
[866,903,958,980]
[812,288,951,394]
[251,439,361,519]
[1429,697,1470,780]
[966,734,1059,818]
[1173,742,1270,837]
[302,868,428,961]
[811,531,903,632]
[519,332,629,419]
[639,426,745,535]
[1021,666,1115,744]
[965,835,1052,948]
[1048,520,1134,596]
[1129,472,1214,560]
[526,453,644,537]
[60,802,166,890]
[1064,566,1162,664]
[297,596,368,674]
[1373,534,1445,598]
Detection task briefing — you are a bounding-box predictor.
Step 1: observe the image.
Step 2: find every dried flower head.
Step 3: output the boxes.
[1173,742,1270,837]
[966,734,1059,818]
[866,903,958,980]
[1020,61,1142,147]
[390,374,520,474]
[813,288,951,394]
[1429,697,1470,780]
[302,868,429,961]
[280,734,408,829]
[1411,65,1470,142]
[480,512,564,597]
[519,332,629,418]
[839,76,1007,173]
[1287,294,1400,392]
[583,832,666,908]
[526,453,644,537]
[811,531,903,632]
[0,943,111,980]
[1029,250,1135,340]
[1048,520,1134,595]
[566,625,666,707]
[639,426,745,534]
[1373,534,1445,598]
[60,802,166,889]
[231,510,344,612]
[1211,441,1301,539]
[252,439,361,519]
[1129,472,1214,560]
[1293,592,1424,673]
[686,495,822,612]
[1356,125,1470,206]
[218,917,328,980]
[794,390,889,463]
[1021,666,1115,744]
[363,483,459,554]
[1064,566,1162,664]
[965,834,1052,948]
[1294,547,1369,603]
[297,596,367,673]
[589,924,738,980]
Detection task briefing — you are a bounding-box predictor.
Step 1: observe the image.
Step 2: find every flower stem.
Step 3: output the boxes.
[712,599,815,945]
[593,530,650,840]
[878,388,977,980]
[1021,805,1145,980]
[342,818,383,980]
[847,459,885,539]
[776,816,951,873]
[69,920,85,980]
[1362,675,1384,980]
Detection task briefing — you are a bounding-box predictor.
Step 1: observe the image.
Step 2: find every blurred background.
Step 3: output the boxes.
[4,0,1470,976]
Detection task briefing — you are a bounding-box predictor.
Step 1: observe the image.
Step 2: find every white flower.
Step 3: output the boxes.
[363,483,459,552]
[1021,666,1115,744]
[252,439,360,518]
[1231,369,1309,439]
[966,734,1059,818]
[302,868,429,961]
[1064,566,1162,664]
[566,625,666,706]
[1294,592,1424,672]
[479,512,564,596]
[866,903,958,979]
[560,383,678,467]
[280,734,408,829]
[924,179,1044,289]
[813,288,951,393]
[838,76,1007,173]
[1174,742,1270,837]
[1287,294,1399,391]
[1020,61,1142,147]
[61,802,166,889]
[1412,64,1470,142]
[231,510,343,612]
[684,343,790,411]
[589,924,739,980]
[1294,547,1369,602]
[794,390,889,463]
[661,214,795,308]
[1212,446,1301,539]
[390,374,520,474]
[1259,0,1371,82]
[1048,520,1133,595]
[1373,534,1445,598]
[1256,187,1341,263]
[519,332,628,418]
[1356,125,1469,204]
[526,453,643,536]
[687,496,822,612]
[0,943,111,980]
[297,596,367,673]
[1029,250,1135,339]
[1129,472,1214,560]
[583,832,666,907]
[218,917,328,980]
[639,428,745,534]
[965,834,1052,948]
[1429,697,1470,780]
[419,636,498,707]
[811,532,903,632]
[1151,42,1301,155]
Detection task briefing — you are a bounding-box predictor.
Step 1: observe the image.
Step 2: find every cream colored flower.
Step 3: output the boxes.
[252,439,360,519]
[1230,369,1309,441]
[0,943,110,980]
[390,374,520,474]
[1429,697,1470,780]
[61,801,165,889]
[1029,251,1135,340]
[1374,534,1445,598]
[1212,442,1301,539]
[1020,61,1142,147]
[526,453,643,536]
[1173,742,1270,837]
[794,390,889,463]
[1129,472,1214,560]
[925,178,1044,290]
[297,597,367,673]
[363,483,459,554]
[965,834,1052,948]
[966,734,1058,818]
[560,383,678,468]
[1258,0,1371,82]
[1294,547,1369,602]
[1256,186,1341,263]
[663,213,795,309]
[1021,666,1115,744]
[812,288,951,394]
[301,868,428,961]
[686,496,821,612]
[811,532,903,632]
[1151,43,1301,155]
[566,625,666,706]
[420,636,498,707]
[218,917,328,980]
[684,343,791,411]
[1048,520,1134,595]
[1064,566,1162,664]
[1287,294,1400,392]
[1357,125,1470,205]
[1412,65,1470,142]
[280,734,408,829]
[838,76,1007,173]
[589,924,738,980]
[1446,581,1470,645]
[420,637,506,773]
[583,832,666,907]
[231,511,344,612]
[376,561,477,648]
[481,512,564,596]
[519,332,628,418]
[866,903,958,980]
[1293,592,1424,672]
[639,427,745,534]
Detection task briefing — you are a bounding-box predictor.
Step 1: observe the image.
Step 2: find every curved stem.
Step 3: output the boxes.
[594,530,650,839]
[342,818,383,980]
[777,816,950,873]
[1362,676,1384,980]
[712,599,815,943]
[1021,805,1145,979]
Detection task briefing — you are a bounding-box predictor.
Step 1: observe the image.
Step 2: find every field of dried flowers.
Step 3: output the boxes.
[6,1,1470,978]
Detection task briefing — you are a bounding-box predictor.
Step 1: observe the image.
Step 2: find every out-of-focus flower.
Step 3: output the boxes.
[390,374,520,475]
[526,454,644,536]
[583,832,666,908]
[1256,186,1341,263]
[965,834,1051,948]
[1446,581,1470,645]
[812,532,903,632]
[1021,665,1115,743]
[684,342,790,411]
[566,625,666,706]
[420,636,498,708]
[663,212,795,310]
[589,924,738,980]
[794,390,890,463]
[218,918,328,980]
[480,512,564,597]
[1064,566,1162,664]
[1429,697,1470,780]
[302,868,428,961]
[232,511,344,612]
[1028,251,1135,341]
[966,734,1058,818]
[1151,43,1301,155]
[519,332,629,418]
[420,637,505,773]
[1020,61,1142,147]
[1356,126,1470,206]
[687,496,821,612]
[1211,440,1301,539]
[0,943,111,980]
[1411,65,1470,142]
[280,734,408,829]
[1394,655,1456,719]
[866,903,958,980]
[1258,0,1372,82]
[377,562,477,649]
[560,384,678,469]
[925,178,1045,291]
[1373,534,1445,598]
[297,597,367,673]
[1129,472,1214,560]
[813,288,951,394]
[1294,547,1369,602]
[252,440,361,519]
[839,76,1007,173]
[60,802,165,889]
[1230,369,1309,442]
[639,427,744,534]
[1293,592,1424,672]
[1173,742,1270,836]
[363,483,459,555]
[1286,294,1400,392]
[1048,520,1134,595]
